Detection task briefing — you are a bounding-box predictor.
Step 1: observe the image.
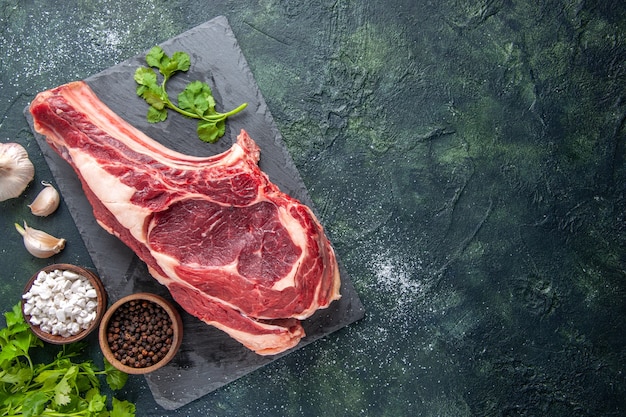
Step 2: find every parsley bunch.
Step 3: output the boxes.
[0,302,135,417]
[134,46,248,143]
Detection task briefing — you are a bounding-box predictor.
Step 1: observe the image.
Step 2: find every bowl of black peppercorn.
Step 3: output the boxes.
[98,292,183,374]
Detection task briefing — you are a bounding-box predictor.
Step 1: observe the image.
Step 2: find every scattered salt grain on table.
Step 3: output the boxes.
[23,269,98,337]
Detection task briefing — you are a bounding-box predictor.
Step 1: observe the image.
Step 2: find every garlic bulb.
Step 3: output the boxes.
[14,222,66,258]
[28,181,61,216]
[0,143,35,201]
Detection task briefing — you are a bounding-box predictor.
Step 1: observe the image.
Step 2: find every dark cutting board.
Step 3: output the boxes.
[24,16,364,410]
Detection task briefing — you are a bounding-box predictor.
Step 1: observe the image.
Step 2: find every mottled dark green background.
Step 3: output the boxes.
[1,1,625,416]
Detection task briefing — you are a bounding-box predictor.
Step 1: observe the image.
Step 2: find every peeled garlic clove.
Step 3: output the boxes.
[0,143,35,201]
[28,181,60,216]
[15,221,66,258]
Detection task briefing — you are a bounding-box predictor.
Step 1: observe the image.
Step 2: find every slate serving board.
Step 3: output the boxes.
[25,16,364,410]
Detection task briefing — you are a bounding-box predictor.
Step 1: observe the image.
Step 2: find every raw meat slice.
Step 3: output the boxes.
[29,81,341,355]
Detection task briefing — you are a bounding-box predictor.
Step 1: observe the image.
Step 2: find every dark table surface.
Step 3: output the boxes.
[1,1,625,416]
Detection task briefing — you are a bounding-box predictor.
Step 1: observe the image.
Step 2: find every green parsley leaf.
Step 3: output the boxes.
[171,51,191,72]
[133,66,158,88]
[11,330,34,356]
[110,397,137,417]
[145,45,165,69]
[197,119,226,143]
[86,387,107,413]
[104,357,128,390]
[54,376,72,405]
[21,391,49,417]
[0,341,18,363]
[178,80,213,117]
[0,365,32,385]
[147,106,168,123]
[5,302,24,327]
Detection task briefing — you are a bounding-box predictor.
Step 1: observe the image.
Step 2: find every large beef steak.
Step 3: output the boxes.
[29,81,341,355]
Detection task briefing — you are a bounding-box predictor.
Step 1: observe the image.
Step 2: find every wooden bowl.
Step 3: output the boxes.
[98,292,183,374]
[22,263,107,344]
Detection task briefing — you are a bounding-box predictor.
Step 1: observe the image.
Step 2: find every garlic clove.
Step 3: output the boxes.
[15,221,66,258]
[28,181,61,216]
[0,143,35,201]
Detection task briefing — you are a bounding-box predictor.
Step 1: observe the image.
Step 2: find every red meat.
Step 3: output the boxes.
[29,81,341,355]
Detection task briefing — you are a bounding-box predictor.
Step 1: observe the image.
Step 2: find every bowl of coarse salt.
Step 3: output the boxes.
[22,264,107,344]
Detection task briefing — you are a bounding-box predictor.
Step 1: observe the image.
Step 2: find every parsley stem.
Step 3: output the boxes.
[202,102,248,120]
[164,98,247,122]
